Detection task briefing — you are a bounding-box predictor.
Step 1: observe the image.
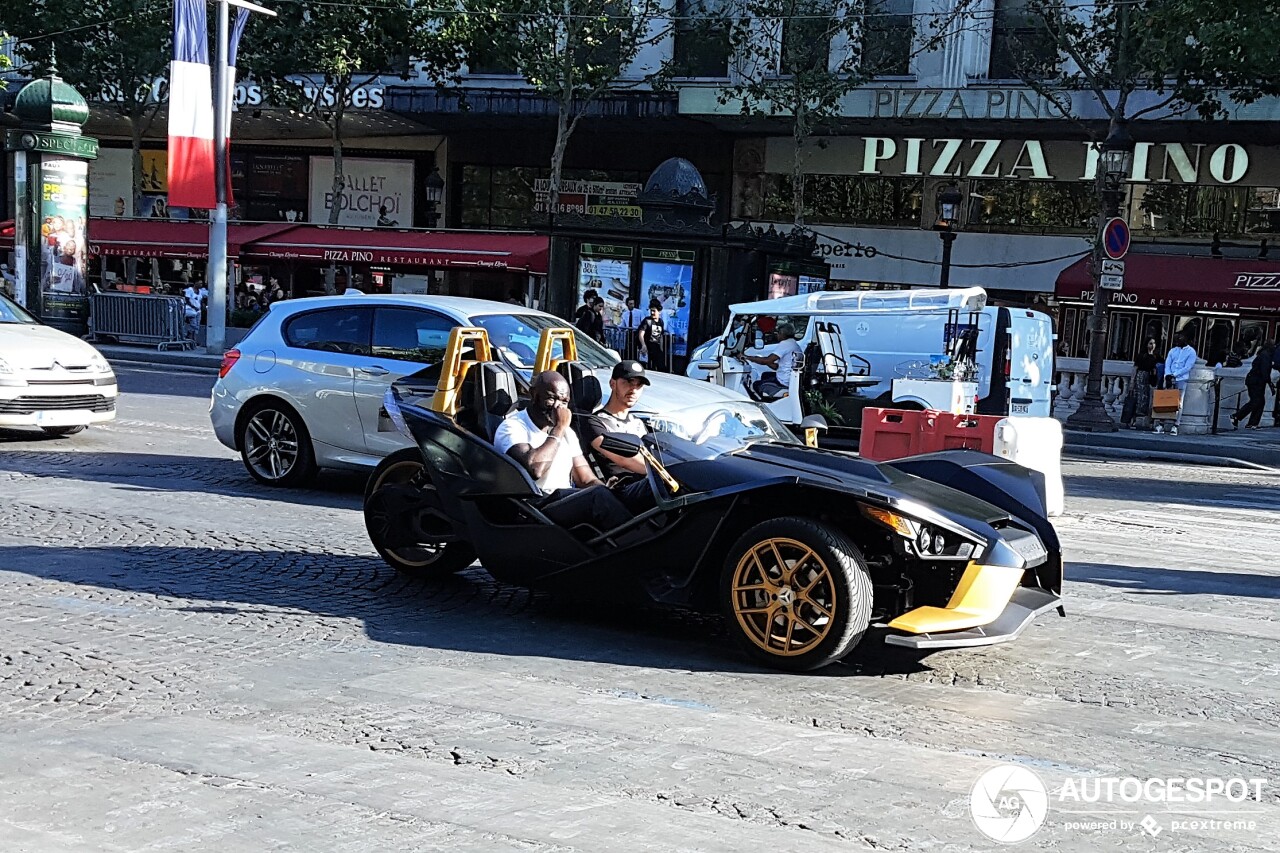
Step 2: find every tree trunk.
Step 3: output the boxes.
[791,101,808,228]
[548,100,572,218]
[324,96,347,294]
[129,116,146,218]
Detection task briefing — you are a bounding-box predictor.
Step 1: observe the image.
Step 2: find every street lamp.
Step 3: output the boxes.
[424,166,445,228]
[934,184,964,288]
[1066,120,1136,433]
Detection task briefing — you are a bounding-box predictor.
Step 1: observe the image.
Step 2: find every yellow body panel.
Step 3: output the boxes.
[429,327,494,416]
[533,328,579,374]
[888,563,1025,634]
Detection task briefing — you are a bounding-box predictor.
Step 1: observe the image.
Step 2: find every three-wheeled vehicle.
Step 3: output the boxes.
[364,327,1064,671]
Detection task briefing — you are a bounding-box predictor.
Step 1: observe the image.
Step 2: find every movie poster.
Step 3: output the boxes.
[39,159,89,296]
[640,248,695,356]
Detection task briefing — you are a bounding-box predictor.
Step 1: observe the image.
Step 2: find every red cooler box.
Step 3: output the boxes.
[858,408,925,461]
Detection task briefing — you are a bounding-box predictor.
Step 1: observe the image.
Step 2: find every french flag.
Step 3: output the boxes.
[168,0,215,209]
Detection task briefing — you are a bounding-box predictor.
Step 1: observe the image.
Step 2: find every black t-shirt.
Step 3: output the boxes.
[638,316,665,345]
[580,408,647,479]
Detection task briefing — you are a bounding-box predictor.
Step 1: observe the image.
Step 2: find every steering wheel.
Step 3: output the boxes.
[507,341,536,363]
[692,407,736,445]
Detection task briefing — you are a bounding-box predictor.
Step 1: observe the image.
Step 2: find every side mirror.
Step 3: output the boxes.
[800,414,828,448]
[598,432,642,458]
[697,360,720,371]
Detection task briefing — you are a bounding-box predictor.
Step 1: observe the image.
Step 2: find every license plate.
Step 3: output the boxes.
[1011,402,1031,415]
[34,410,88,427]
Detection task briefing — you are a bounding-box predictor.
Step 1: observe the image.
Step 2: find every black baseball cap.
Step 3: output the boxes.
[611,360,650,385]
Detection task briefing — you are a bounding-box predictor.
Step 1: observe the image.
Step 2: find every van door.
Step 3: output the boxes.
[1004,308,1055,417]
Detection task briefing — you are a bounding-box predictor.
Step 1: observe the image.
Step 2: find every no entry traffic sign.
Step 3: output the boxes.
[1102,217,1130,260]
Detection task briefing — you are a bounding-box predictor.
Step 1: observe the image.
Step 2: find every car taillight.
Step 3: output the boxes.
[219,349,241,379]
[1003,348,1011,378]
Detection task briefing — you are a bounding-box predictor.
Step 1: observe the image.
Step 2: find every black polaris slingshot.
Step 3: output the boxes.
[364,327,1063,672]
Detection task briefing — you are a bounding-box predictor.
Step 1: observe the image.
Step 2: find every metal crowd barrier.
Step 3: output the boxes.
[602,326,678,372]
[87,293,195,351]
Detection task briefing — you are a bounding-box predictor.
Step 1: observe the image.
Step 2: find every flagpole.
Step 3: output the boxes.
[206,0,230,354]
[206,0,275,356]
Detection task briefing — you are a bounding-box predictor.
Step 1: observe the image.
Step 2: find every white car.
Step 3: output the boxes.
[210,293,747,485]
[0,293,118,436]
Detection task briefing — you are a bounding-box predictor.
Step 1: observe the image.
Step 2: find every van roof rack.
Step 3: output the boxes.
[730,286,987,316]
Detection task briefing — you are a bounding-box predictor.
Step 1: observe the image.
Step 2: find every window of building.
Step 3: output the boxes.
[781,0,832,75]
[762,174,923,226]
[371,307,456,364]
[460,165,649,228]
[968,180,1095,232]
[988,0,1058,80]
[861,0,914,77]
[1133,183,1265,237]
[283,307,372,355]
[673,0,731,77]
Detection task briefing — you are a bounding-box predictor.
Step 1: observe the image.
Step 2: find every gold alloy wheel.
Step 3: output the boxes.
[730,537,837,657]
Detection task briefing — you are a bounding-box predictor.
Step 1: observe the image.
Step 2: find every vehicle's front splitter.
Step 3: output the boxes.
[883,586,1062,649]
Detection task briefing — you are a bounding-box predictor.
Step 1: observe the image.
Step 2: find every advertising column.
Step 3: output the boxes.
[36,158,91,328]
[4,74,98,334]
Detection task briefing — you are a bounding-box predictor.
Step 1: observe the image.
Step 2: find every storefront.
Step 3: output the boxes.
[730,133,1280,301]
[1055,253,1280,365]
[78,217,548,301]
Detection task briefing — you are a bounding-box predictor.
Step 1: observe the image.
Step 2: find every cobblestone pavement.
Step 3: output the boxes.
[0,365,1277,851]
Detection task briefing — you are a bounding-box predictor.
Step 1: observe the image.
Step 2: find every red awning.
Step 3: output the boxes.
[84,219,297,260]
[239,226,550,274]
[1056,253,1280,313]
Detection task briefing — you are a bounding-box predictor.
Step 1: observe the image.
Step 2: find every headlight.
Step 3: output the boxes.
[382,388,411,437]
[88,354,112,373]
[0,356,13,375]
[862,504,976,560]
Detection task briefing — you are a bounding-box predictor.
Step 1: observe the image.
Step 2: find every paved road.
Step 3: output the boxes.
[0,366,1277,851]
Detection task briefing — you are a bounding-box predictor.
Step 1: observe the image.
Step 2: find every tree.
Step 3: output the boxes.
[3,0,170,216]
[242,1,465,228]
[457,0,674,210]
[996,0,1280,431]
[998,0,1280,126]
[720,0,971,226]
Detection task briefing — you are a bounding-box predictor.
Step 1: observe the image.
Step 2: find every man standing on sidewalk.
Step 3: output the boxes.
[1163,333,1197,392]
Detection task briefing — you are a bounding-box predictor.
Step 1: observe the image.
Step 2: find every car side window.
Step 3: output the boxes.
[282,308,372,355]
[372,308,457,364]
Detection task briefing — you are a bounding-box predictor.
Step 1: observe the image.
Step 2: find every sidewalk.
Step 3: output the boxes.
[1066,425,1280,471]
[98,344,224,373]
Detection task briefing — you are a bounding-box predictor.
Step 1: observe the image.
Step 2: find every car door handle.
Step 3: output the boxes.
[358,366,390,377]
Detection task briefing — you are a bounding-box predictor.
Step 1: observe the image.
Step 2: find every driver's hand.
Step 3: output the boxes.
[554,404,573,432]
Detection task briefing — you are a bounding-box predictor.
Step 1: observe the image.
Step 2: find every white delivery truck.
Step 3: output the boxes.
[689,287,1055,436]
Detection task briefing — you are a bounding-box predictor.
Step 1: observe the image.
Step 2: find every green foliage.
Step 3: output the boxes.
[2,0,170,214]
[241,0,466,225]
[454,0,674,200]
[229,308,261,329]
[1007,0,1280,121]
[1,0,169,119]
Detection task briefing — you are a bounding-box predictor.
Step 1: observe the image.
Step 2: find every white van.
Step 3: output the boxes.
[690,287,1055,432]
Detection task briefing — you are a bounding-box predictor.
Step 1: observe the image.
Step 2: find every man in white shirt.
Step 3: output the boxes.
[494,371,631,532]
[1163,333,1197,391]
[744,322,804,399]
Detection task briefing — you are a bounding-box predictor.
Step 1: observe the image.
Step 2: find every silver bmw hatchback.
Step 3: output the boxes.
[210,293,744,486]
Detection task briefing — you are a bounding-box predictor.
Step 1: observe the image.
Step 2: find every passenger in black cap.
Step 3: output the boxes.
[581,360,656,512]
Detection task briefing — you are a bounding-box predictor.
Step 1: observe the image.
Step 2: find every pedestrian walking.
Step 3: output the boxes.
[1233,341,1276,430]
[637,301,667,372]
